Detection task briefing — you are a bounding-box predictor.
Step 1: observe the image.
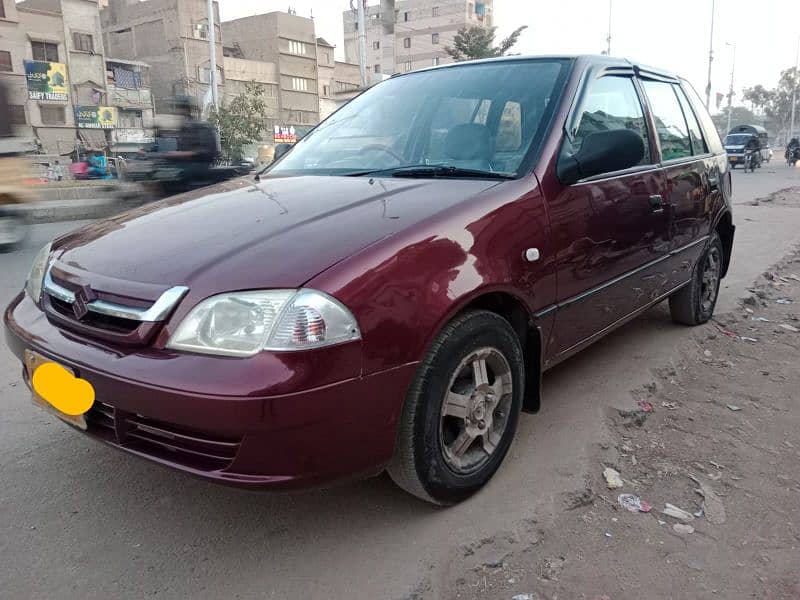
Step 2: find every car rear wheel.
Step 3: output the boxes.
[669,232,724,326]
[388,310,524,505]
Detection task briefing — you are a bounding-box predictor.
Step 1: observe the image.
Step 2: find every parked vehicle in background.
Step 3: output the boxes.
[0,81,32,252]
[4,55,735,504]
[724,124,769,168]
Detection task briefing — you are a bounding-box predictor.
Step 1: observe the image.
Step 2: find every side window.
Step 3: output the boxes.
[674,84,708,155]
[641,80,692,161]
[681,81,725,154]
[570,76,651,165]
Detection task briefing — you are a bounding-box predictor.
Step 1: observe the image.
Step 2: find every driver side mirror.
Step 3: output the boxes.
[557,129,645,186]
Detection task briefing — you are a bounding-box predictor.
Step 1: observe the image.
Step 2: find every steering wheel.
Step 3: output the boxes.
[359,144,405,164]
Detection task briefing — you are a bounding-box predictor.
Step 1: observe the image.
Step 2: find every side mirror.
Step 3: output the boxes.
[557,129,645,186]
[273,143,293,162]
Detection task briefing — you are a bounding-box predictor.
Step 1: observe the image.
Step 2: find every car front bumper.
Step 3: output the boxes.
[4,292,417,489]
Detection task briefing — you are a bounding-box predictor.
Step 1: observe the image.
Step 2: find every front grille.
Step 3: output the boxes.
[86,401,242,472]
[49,296,141,334]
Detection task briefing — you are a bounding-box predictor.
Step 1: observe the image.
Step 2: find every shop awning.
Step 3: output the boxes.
[78,129,108,151]
[35,127,77,156]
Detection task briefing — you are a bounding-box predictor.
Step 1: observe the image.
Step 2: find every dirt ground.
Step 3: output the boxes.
[435,250,800,600]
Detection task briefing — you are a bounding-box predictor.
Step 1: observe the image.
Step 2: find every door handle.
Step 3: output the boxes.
[649,195,665,214]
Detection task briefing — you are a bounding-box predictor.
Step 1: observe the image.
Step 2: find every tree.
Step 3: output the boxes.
[742,84,771,113]
[711,105,759,136]
[444,25,528,61]
[208,81,268,162]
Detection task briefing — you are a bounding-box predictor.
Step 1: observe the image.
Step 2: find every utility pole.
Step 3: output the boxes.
[790,37,800,140]
[705,0,715,109]
[726,42,736,134]
[207,0,219,110]
[605,0,612,55]
[357,0,368,88]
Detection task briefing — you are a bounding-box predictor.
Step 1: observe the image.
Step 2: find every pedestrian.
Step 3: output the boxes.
[53,160,64,182]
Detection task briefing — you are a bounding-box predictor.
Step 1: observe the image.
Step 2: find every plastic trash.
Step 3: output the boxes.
[637,399,654,413]
[727,404,742,412]
[776,298,793,304]
[603,467,623,489]
[662,503,694,522]
[780,323,800,333]
[673,523,695,535]
[618,494,652,513]
[740,336,758,342]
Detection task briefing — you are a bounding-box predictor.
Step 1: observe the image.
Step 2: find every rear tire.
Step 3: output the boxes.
[669,232,724,326]
[388,310,524,505]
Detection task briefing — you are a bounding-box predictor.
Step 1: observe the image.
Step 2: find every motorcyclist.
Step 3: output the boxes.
[745,134,761,167]
[167,95,221,185]
[785,137,800,161]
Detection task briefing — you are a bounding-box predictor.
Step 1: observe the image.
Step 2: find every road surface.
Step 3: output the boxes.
[1,163,800,599]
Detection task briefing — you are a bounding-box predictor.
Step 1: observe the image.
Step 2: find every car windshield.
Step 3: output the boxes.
[268,59,569,179]
[725,134,752,146]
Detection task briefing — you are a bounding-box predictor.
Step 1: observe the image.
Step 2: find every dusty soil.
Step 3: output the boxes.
[437,251,800,600]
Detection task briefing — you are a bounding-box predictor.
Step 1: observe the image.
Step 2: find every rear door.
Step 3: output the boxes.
[546,74,670,360]
[639,79,714,271]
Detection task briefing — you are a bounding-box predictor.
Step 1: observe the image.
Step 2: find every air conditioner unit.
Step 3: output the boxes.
[193,24,209,40]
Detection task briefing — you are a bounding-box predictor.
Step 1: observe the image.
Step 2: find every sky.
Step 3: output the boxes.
[219,0,800,114]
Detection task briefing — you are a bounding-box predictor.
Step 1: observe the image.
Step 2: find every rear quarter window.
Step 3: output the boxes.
[680,81,724,155]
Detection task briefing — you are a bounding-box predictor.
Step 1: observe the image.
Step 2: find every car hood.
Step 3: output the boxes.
[52,176,502,294]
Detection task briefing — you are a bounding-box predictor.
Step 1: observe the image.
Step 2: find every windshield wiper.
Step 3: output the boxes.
[345,165,516,180]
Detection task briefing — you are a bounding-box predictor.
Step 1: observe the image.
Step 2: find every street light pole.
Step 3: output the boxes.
[789,37,800,140]
[356,0,368,88]
[207,0,219,110]
[726,42,736,134]
[606,0,612,56]
[705,0,715,109]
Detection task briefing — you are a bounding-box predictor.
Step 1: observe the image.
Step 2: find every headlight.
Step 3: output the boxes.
[25,243,52,303]
[166,289,361,357]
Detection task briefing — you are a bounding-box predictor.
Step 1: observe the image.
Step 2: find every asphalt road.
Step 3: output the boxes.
[2,163,800,599]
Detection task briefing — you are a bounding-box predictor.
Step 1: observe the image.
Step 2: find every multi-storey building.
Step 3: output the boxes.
[343,0,494,76]
[105,57,155,155]
[0,0,110,155]
[317,37,361,121]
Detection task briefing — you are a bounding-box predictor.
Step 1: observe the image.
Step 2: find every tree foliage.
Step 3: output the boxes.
[444,25,528,61]
[208,81,267,162]
[711,105,759,135]
[739,68,800,137]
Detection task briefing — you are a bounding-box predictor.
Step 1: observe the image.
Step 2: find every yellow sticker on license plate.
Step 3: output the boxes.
[24,350,91,430]
[729,156,738,162]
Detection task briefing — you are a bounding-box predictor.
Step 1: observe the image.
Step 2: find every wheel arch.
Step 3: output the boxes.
[714,211,735,278]
[437,290,544,414]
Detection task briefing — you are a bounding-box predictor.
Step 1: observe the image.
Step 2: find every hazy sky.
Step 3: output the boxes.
[219,1,800,112]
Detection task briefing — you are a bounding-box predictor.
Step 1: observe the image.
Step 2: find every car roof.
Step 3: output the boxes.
[400,54,681,82]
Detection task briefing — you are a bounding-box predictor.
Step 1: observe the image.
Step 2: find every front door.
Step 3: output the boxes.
[546,75,671,361]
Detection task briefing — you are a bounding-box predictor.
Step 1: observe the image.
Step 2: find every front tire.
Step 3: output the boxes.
[669,232,724,325]
[388,310,525,505]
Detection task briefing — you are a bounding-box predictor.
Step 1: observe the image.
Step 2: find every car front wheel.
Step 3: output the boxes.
[388,310,524,505]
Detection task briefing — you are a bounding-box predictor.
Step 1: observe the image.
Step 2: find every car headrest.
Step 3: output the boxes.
[445,123,492,161]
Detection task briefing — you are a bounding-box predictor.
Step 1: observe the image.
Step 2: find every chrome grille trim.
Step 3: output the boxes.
[43,268,189,323]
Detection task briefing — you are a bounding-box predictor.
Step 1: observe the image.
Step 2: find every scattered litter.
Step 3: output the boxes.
[755,317,771,322]
[637,399,654,413]
[507,578,516,584]
[715,324,739,338]
[740,336,758,343]
[708,460,725,469]
[783,440,795,449]
[727,404,742,412]
[662,503,694,522]
[776,298,793,304]
[611,517,618,522]
[512,595,535,600]
[661,401,678,410]
[603,467,623,489]
[631,455,637,466]
[604,531,612,538]
[691,477,727,525]
[703,349,713,358]
[657,519,666,525]
[789,274,800,282]
[744,307,754,314]
[673,523,695,535]
[693,507,704,518]
[780,323,800,333]
[618,494,652,513]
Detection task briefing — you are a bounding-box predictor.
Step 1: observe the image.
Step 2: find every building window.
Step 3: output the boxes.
[432,6,440,16]
[335,81,359,93]
[31,41,59,62]
[432,57,440,66]
[199,67,223,84]
[10,105,26,125]
[374,63,381,74]
[291,77,309,92]
[40,105,66,124]
[0,50,11,72]
[403,61,412,72]
[193,23,209,39]
[403,37,411,48]
[432,33,440,44]
[72,32,94,53]
[0,2,6,19]
[404,11,410,21]
[118,109,143,128]
[321,51,330,65]
[370,13,380,21]
[288,40,308,56]
[373,41,380,50]
[322,84,330,96]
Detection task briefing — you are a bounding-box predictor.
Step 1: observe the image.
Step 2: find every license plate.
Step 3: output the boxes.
[729,156,738,162]
[24,350,88,430]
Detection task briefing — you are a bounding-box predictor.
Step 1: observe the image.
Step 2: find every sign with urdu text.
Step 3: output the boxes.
[24,60,69,101]
[75,106,118,129]
[274,125,297,144]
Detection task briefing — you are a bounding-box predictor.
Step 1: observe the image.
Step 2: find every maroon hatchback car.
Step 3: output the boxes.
[5,56,733,504]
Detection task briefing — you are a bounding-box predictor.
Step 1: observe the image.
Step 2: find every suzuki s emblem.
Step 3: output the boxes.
[72,284,97,320]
